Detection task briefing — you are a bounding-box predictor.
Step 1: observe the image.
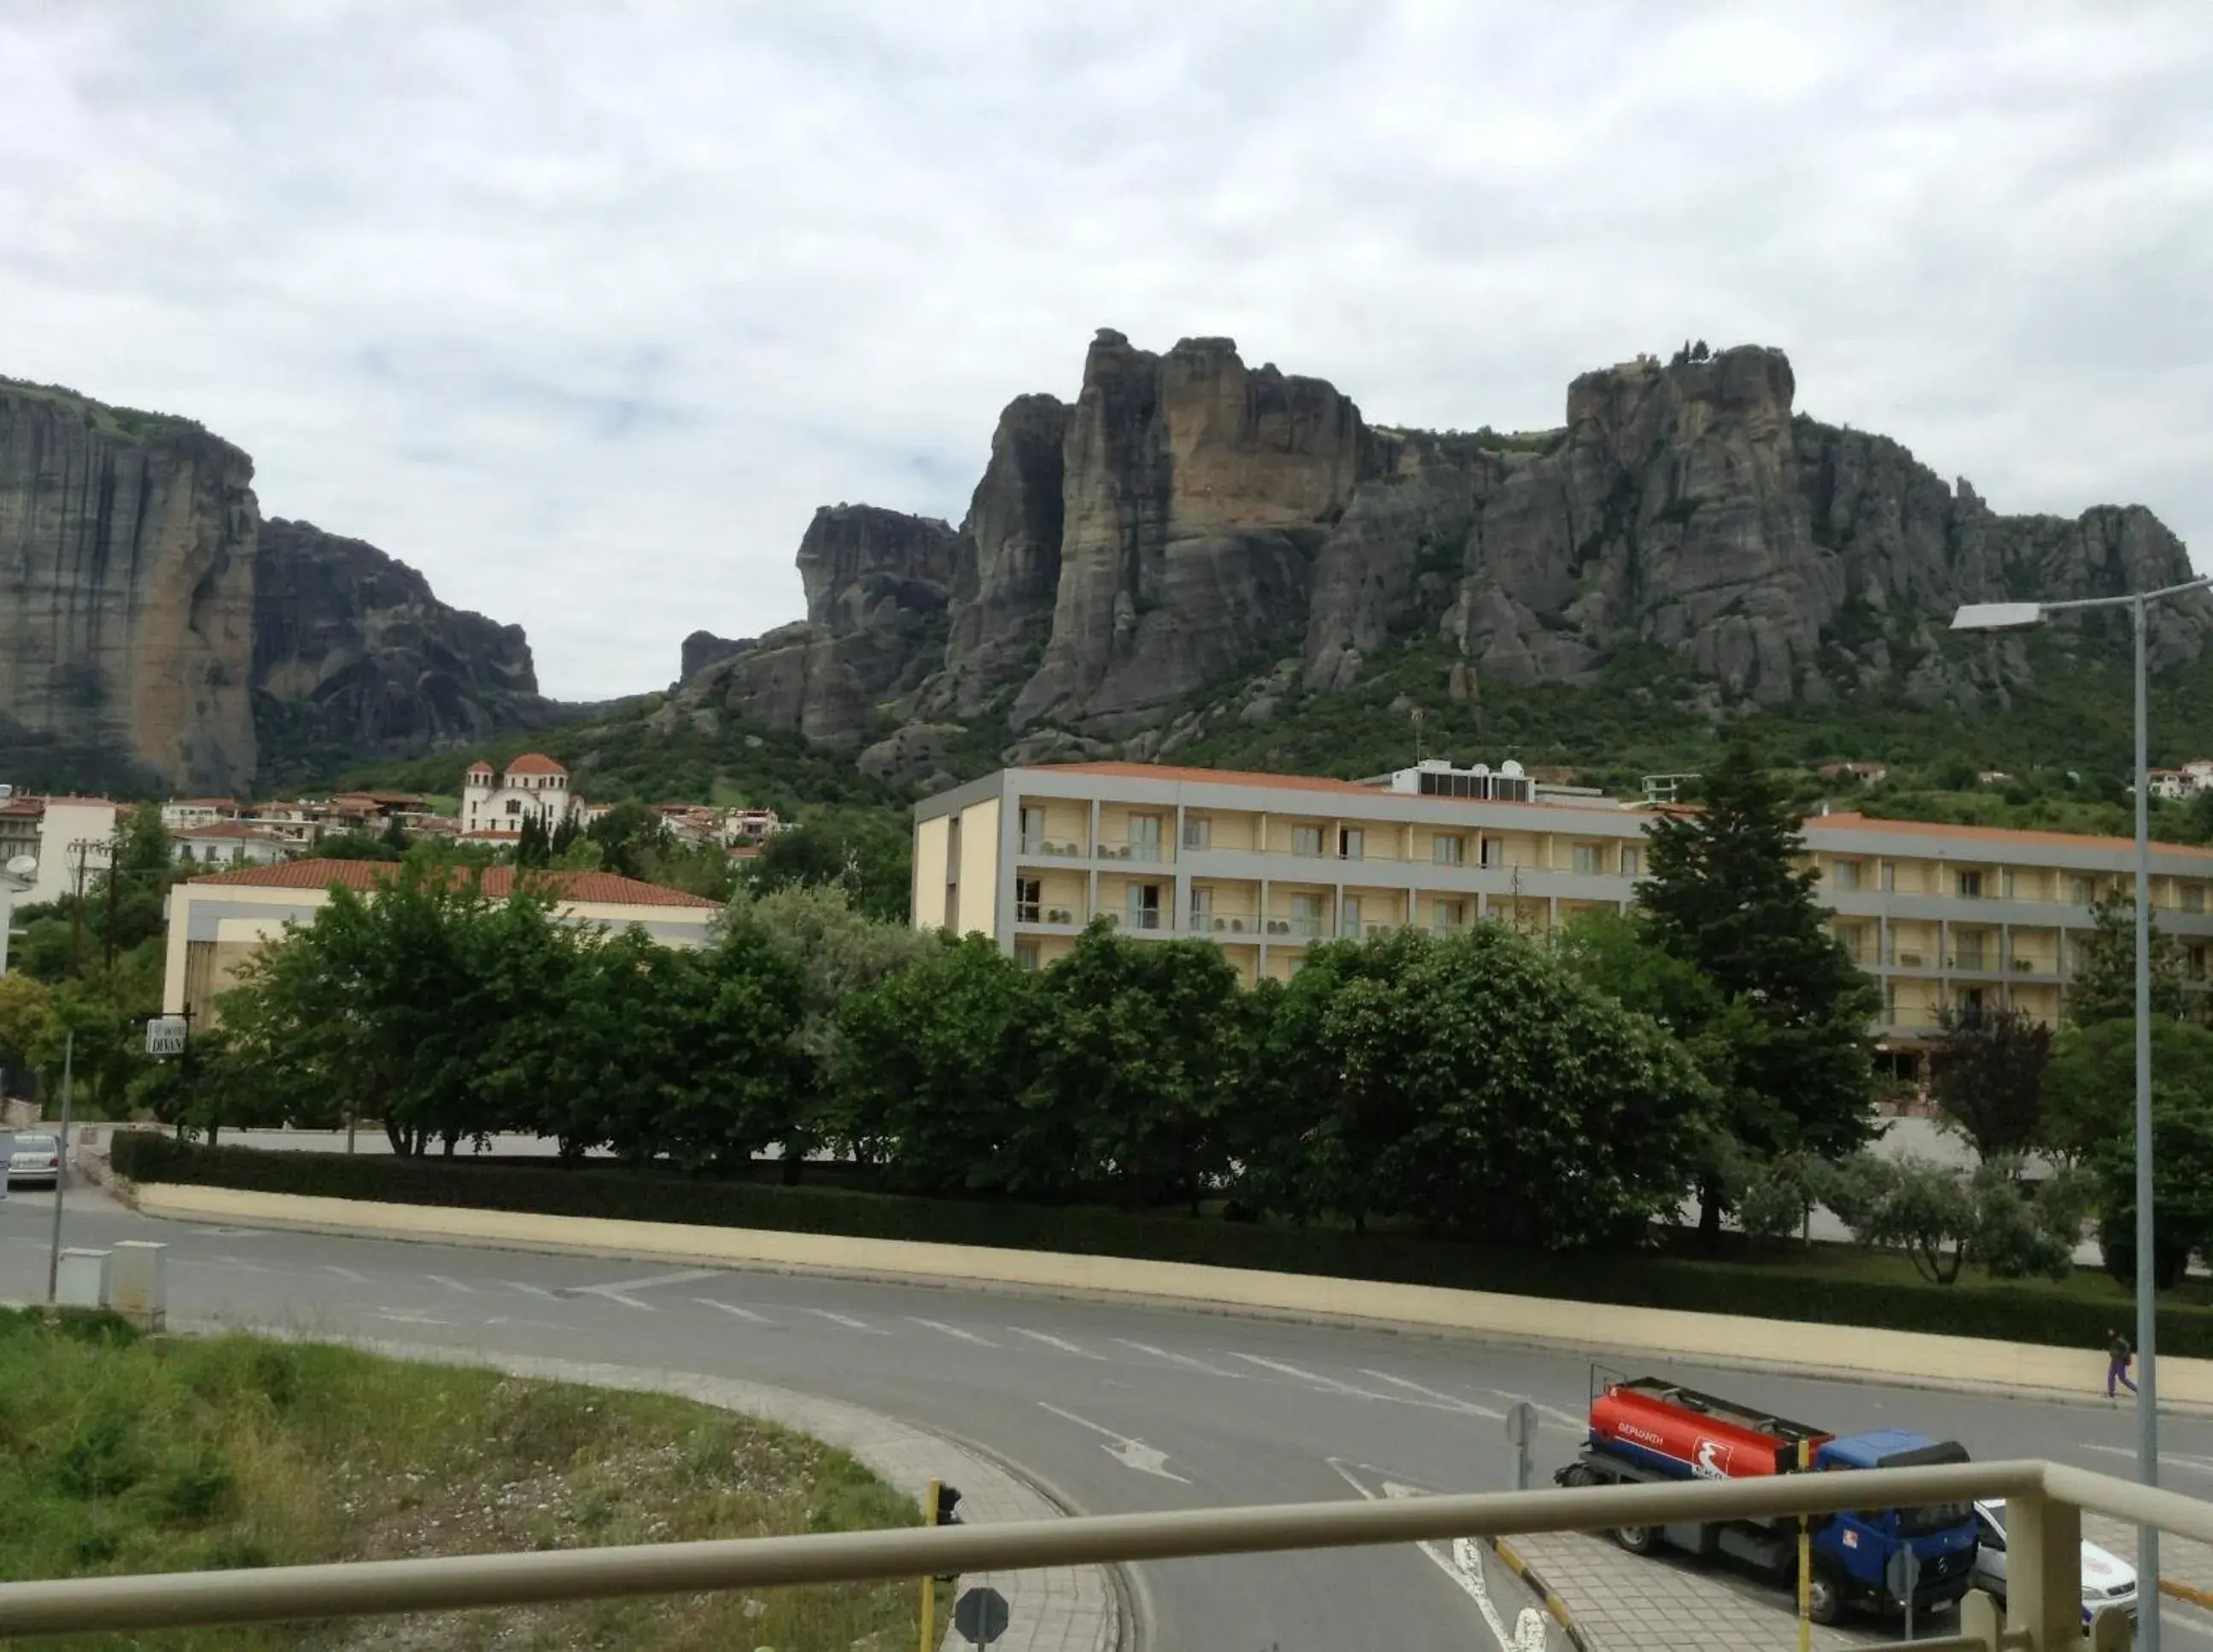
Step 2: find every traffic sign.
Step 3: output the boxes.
[144,1017,188,1058]
[952,1585,1010,1646]
[1884,1544,1920,1601]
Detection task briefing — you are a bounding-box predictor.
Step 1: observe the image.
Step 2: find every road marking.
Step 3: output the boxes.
[1486,1391,1583,1429]
[804,1309,888,1334]
[324,1265,369,1283]
[1229,1352,1383,1397]
[2081,1443,2213,1477]
[213,1254,277,1274]
[499,1281,559,1300]
[1038,1403,1191,1483]
[694,1299,775,1325]
[909,1317,996,1347]
[1009,1328,1105,1360]
[373,1309,453,1327]
[1113,1340,1246,1377]
[565,1268,722,1302]
[424,1275,476,1294]
[483,1316,569,1331]
[1359,1370,1507,1418]
[1327,1460,1521,1651]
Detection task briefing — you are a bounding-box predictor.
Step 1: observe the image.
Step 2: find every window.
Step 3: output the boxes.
[1130,814,1164,861]
[1433,833,1465,867]
[2001,867,2018,900]
[1833,860,1860,893]
[1182,814,1211,850]
[1620,847,1639,878]
[1572,844,1601,877]
[1125,883,1162,930]
[1289,893,1323,935]
[1015,878,1042,924]
[1292,826,1323,857]
[1480,838,1504,869]
[1340,896,1362,937]
[1019,806,1046,854]
[1957,869,1983,899]
[2187,884,2207,915]
[1432,898,1467,931]
[1190,887,1213,925]
[1338,827,1364,861]
[2071,875,2095,906]
[1881,862,1896,892]
[505,799,522,816]
[1014,940,1040,971]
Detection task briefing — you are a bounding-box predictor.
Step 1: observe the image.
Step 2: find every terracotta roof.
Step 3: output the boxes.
[505,753,566,777]
[185,859,719,908]
[1807,810,2213,861]
[466,762,494,774]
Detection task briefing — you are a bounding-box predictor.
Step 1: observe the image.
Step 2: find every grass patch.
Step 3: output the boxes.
[0,1309,922,1650]
[115,1135,2213,1360]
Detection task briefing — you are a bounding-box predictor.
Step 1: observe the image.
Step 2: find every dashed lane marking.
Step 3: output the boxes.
[908,1317,997,1347]
[1359,1370,1508,1418]
[424,1275,476,1294]
[1009,1328,1106,1360]
[1229,1352,1387,1398]
[499,1281,559,1300]
[1114,1340,1247,1378]
[324,1265,369,1283]
[804,1309,889,1334]
[213,1254,278,1275]
[694,1299,775,1325]
[563,1268,723,1303]
[1488,1391,1584,1429]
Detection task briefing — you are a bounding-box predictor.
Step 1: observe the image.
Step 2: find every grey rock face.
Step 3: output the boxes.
[679,504,958,749]
[0,378,260,792]
[680,629,750,681]
[923,393,1071,716]
[250,518,565,780]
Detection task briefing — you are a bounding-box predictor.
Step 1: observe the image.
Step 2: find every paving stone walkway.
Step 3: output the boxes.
[353,1339,1124,1652]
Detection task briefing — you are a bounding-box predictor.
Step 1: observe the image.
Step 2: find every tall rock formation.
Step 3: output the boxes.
[680,504,957,748]
[0,379,260,792]
[250,518,563,781]
[669,331,2203,763]
[0,374,575,793]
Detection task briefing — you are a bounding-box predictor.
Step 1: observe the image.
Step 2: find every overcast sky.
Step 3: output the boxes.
[3,3,2209,702]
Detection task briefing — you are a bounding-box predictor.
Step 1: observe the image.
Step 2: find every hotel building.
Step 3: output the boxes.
[910,760,2213,1054]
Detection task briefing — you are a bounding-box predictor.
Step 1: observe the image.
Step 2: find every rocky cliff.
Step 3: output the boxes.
[0,379,260,793]
[0,375,568,793]
[677,504,958,749]
[671,334,2204,761]
[249,518,566,783]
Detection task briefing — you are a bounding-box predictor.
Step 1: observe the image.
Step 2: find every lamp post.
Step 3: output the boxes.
[1953,573,2213,1652]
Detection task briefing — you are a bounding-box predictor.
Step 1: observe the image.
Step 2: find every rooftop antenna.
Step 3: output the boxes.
[1410,706,1425,765]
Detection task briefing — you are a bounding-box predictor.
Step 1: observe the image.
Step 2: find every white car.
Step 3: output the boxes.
[1973,1499,2139,1623]
[5,1133,61,1188]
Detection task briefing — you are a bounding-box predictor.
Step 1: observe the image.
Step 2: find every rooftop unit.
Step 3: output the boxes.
[1378,759,1533,803]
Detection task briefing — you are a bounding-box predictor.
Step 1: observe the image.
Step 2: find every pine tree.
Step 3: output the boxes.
[2066,888,2186,1025]
[515,814,551,868]
[1639,737,1880,1234]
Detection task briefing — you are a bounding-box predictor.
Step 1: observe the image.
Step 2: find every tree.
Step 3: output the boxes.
[380,814,410,855]
[1258,926,1713,1249]
[2040,1019,2213,1165]
[1638,737,1880,1234]
[514,814,552,869]
[1824,1154,2077,1284]
[0,972,54,1077]
[2093,1090,2213,1290]
[1027,924,1247,1207]
[586,802,673,879]
[2066,889,2186,1025]
[1929,1002,2052,1159]
[746,809,912,923]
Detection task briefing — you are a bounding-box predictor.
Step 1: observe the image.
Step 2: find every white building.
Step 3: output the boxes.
[23,797,120,909]
[173,822,289,869]
[461,754,585,842]
[161,797,240,831]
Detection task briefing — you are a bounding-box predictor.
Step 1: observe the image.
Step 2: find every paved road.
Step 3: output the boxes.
[3,1185,2210,1651]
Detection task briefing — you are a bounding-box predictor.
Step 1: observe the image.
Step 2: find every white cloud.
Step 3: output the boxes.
[2,1,2208,699]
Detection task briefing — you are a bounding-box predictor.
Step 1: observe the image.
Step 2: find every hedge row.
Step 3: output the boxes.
[113,1134,2213,1359]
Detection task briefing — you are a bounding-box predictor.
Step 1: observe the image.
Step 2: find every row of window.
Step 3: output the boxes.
[1016,806,1639,874]
[1014,879,1490,933]
[1833,860,2210,911]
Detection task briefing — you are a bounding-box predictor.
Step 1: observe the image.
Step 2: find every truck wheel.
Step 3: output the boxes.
[1611,1523,1658,1556]
[1557,1463,1592,1489]
[1807,1562,1845,1626]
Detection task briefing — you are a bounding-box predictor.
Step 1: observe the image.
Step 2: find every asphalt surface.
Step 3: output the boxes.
[3,1181,2210,1652]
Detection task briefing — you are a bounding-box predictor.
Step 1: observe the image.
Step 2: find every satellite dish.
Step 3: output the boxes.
[3,855,33,879]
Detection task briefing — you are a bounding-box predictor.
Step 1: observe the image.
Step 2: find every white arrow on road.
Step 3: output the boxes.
[1037,1402,1192,1483]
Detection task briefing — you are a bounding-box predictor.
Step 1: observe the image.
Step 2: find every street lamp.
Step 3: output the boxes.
[1953,572,2213,1652]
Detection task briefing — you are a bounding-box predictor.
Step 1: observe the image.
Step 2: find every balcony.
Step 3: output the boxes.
[1190,913,1260,937]
[1265,917,1327,938]
[1102,909,1165,931]
[1017,836,1087,860]
[1095,839,1166,864]
[1014,903,1082,926]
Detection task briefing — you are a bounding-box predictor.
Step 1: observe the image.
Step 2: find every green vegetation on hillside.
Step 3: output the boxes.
[0,1310,919,1650]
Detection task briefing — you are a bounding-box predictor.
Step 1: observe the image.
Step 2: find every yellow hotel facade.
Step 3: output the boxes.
[910,759,2213,1054]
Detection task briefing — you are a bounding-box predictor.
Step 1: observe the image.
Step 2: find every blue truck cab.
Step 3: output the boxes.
[1813,1431,1982,1620]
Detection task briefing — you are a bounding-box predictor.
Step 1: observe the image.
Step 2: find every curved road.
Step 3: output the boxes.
[3,1186,2210,1650]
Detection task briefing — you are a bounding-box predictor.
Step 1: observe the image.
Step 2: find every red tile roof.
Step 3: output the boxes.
[185,859,719,908]
[466,762,495,774]
[1807,811,2213,861]
[505,753,566,777]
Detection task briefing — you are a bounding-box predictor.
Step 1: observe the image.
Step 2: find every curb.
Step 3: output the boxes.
[1490,1535,1594,1652]
[2163,1579,2213,1610]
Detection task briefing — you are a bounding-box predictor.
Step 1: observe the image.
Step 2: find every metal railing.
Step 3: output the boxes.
[0,1457,2178,1645]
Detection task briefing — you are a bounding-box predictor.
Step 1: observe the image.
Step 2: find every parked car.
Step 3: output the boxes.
[5,1132,61,1188]
[1971,1499,2138,1624]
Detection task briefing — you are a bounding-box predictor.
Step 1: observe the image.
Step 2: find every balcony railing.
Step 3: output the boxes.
[1095,840,1165,863]
[0,1456,2167,1652]
[1190,914,1259,936]
[1016,836,1086,859]
[1265,917,1327,937]
[1014,904,1082,926]
[1103,909,1165,931]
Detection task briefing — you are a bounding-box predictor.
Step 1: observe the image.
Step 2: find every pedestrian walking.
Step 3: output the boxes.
[2106,1328,2139,1399]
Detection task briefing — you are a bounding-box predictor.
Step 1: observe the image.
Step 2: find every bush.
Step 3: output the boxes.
[110,1136,2213,1358]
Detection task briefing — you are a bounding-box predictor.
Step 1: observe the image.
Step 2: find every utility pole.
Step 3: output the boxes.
[45,1030,72,1305]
